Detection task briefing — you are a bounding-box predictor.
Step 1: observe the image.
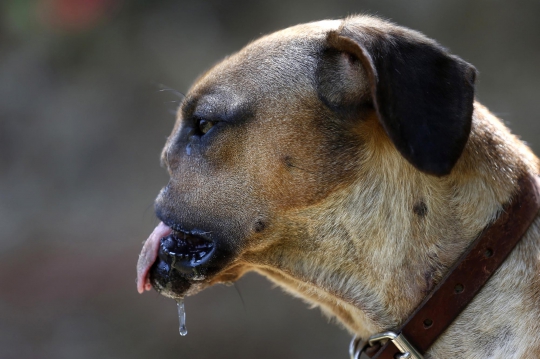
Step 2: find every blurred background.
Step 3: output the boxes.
[1,0,539,358]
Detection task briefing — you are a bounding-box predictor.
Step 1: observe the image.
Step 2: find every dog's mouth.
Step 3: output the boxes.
[136,222,216,298]
[159,229,216,270]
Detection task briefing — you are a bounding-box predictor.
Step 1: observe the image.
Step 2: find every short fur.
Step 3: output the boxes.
[152,15,540,358]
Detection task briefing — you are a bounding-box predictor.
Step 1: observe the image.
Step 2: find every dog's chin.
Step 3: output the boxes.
[149,258,212,299]
[150,268,208,299]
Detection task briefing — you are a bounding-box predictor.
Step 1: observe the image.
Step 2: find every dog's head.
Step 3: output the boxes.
[137,16,476,305]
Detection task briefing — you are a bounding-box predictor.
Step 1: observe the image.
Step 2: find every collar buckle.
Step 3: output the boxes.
[350,332,424,359]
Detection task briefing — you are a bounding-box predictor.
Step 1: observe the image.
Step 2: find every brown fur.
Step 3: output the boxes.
[154,16,540,358]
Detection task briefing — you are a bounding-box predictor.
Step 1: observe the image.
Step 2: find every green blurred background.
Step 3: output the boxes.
[1,1,539,358]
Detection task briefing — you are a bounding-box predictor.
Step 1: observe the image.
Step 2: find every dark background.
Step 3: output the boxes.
[1,1,539,358]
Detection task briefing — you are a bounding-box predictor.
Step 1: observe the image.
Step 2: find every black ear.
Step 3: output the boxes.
[319,19,476,176]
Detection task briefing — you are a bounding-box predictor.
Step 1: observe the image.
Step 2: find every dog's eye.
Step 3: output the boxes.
[197,119,215,135]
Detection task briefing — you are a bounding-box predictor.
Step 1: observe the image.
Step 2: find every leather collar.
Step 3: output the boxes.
[351,174,540,359]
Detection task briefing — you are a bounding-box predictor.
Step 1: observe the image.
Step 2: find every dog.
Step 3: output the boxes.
[137,15,540,358]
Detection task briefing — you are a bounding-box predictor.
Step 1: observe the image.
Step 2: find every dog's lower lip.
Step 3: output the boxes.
[160,230,215,269]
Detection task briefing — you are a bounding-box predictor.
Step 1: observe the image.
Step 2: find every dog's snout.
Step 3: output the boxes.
[155,184,171,207]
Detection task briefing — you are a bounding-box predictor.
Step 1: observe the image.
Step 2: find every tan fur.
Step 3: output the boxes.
[157,16,540,358]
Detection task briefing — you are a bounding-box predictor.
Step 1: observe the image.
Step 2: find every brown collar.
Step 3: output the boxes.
[351,174,540,359]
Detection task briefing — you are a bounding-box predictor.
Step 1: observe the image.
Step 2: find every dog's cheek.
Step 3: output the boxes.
[201,125,251,171]
[240,105,362,211]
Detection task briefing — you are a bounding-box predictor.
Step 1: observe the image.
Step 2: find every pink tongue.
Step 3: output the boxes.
[136,222,172,294]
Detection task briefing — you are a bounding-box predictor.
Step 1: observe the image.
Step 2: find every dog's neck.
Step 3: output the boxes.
[253,103,540,355]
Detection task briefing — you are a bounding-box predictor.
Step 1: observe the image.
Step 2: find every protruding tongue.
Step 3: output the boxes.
[137,222,172,294]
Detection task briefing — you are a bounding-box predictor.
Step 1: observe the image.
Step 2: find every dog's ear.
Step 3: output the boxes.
[318,20,476,176]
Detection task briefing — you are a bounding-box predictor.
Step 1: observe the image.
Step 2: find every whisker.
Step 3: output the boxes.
[233,283,247,312]
[142,202,156,222]
[156,83,186,99]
